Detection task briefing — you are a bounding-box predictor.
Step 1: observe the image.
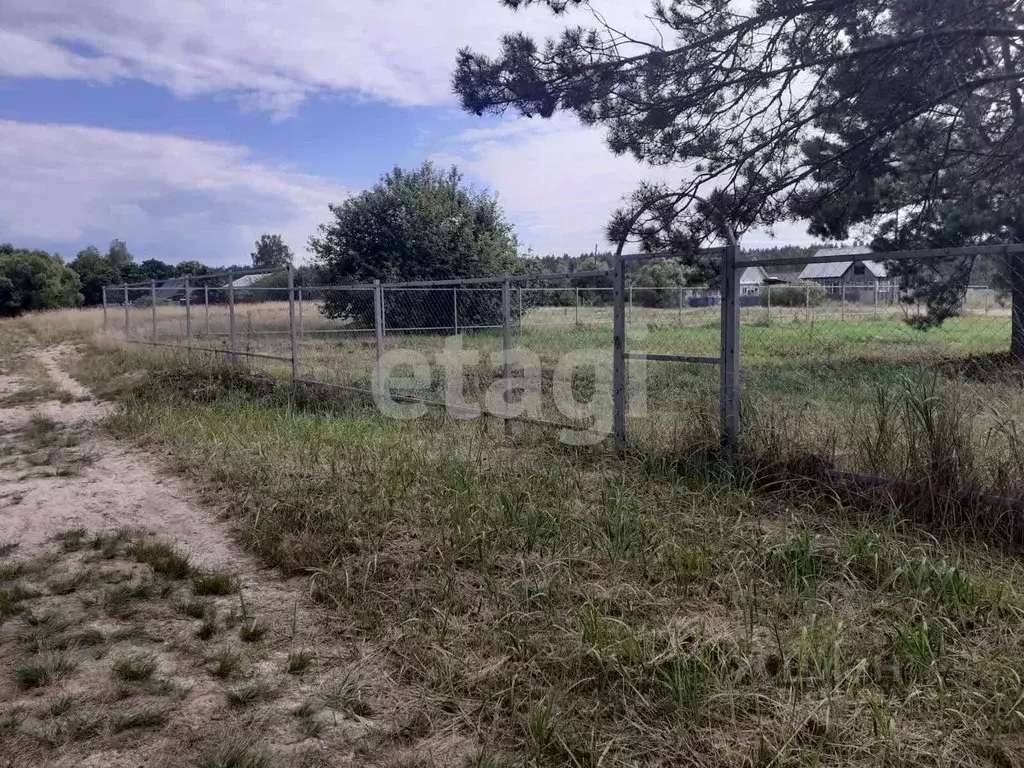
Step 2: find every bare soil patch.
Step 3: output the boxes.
[0,347,420,767]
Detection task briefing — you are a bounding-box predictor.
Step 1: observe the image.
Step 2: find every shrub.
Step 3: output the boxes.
[760,280,826,307]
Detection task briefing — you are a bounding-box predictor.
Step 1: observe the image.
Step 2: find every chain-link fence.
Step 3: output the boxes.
[104,244,1024,506]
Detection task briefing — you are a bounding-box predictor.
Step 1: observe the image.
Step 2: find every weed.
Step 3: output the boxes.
[285,648,314,675]
[238,619,268,642]
[0,583,32,621]
[89,529,131,560]
[208,647,245,679]
[0,707,25,732]
[49,695,77,717]
[130,539,193,579]
[13,653,76,689]
[101,580,153,619]
[226,680,279,708]
[192,571,239,596]
[294,701,325,738]
[0,562,23,581]
[197,612,219,640]
[112,707,168,732]
[53,528,88,553]
[112,652,158,682]
[197,739,270,768]
[323,678,374,718]
[178,597,211,619]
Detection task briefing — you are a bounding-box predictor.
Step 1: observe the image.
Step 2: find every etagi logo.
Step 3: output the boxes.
[371,323,648,446]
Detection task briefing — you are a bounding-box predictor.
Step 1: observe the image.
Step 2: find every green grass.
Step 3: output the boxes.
[12,653,76,689]
[112,652,158,682]
[208,647,245,679]
[91,357,1024,766]
[16,309,1024,765]
[238,619,268,642]
[197,740,270,768]
[129,538,193,579]
[192,571,240,596]
[284,648,313,675]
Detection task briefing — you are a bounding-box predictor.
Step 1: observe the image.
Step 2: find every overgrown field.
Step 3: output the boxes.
[79,298,1024,507]
[8,308,1024,766]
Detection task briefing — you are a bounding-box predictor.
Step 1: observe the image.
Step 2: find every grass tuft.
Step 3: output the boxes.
[285,648,314,675]
[112,707,168,732]
[238,619,268,643]
[197,739,271,768]
[208,647,245,679]
[129,539,193,579]
[192,571,239,596]
[226,680,279,708]
[13,653,76,689]
[112,652,158,682]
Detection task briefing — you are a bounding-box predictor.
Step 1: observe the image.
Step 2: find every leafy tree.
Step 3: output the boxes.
[309,162,521,328]
[69,245,122,306]
[135,259,176,282]
[456,0,1024,352]
[629,261,686,309]
[174,260,211,277]
[251,234,294,270]
[0,246,83,316]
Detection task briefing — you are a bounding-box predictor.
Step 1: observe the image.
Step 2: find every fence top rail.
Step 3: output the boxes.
[380,269,612,289]
[621,247,727,263]
[735,243,1024,269]
[108,266,285,291]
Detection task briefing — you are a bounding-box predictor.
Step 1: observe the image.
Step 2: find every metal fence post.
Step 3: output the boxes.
[612,253,627,453]
[151,279,157,342]
[453,286,459,334]
[720,243,741,453]
[628,285,634,325]
[228,270,238,367]
[502,276,512,438]
[679,286,684,325]
[204,285,210,337]
[575,286,580,329]
[184,276,192,360]
[841,283,846,321]
[102,287,108,332]
[874,284,878,318]
[766,284,772,325]
[298,287,304,338]
[373,279,384,361]
[287,265,299,385]
[805,284,810,322]
[518,287,523,335]
[123,284,130,340]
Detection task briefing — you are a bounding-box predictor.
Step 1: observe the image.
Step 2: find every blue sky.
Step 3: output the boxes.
[0,0,816,266]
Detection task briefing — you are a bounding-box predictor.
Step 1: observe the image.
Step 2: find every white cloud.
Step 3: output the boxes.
[0,1,657,114]
[441,117,819,256]
[0,120,347,263]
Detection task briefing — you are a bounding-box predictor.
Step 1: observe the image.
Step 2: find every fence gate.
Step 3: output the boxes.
[613,246,740,452]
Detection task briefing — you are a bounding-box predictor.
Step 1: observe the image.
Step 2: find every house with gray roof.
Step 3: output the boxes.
[798,247,895,302]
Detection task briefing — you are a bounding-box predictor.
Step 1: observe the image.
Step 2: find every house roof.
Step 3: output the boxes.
[800,250,888,280]
[812,246,875,259]
[218,274,264,290]
[739,266,768,285]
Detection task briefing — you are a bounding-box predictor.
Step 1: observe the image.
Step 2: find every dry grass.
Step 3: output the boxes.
[0,529,382,767]
[10,306,1024,766]
[59,351,1023,766]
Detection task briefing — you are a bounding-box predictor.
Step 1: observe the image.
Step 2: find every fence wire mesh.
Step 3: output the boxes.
[102,244,1024,505]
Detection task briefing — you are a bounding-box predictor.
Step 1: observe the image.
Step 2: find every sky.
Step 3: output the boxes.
[0,0,818,266]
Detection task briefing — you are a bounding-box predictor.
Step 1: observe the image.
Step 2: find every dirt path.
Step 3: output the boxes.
[0,344,411,768]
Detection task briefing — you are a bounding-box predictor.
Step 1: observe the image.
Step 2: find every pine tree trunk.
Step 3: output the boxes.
[1012,250,1024,360]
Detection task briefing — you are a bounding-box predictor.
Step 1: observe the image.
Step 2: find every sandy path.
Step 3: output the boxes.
[0,348,235,566]
[0,343,422,767]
